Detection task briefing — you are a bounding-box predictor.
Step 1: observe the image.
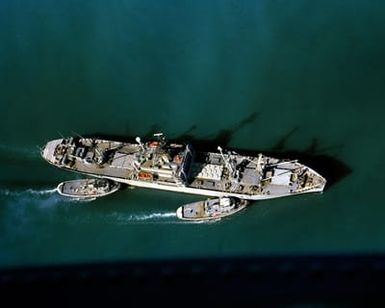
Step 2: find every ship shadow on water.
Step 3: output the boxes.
[87,111,351,191]
[173,114,352,190]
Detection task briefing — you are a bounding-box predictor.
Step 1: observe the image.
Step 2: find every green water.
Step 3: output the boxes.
[1,0,385,268]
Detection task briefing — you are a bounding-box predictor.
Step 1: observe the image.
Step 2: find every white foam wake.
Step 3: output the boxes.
[25,188,57,195]
[128,212,176,221]
[136,212,177,220]
[109,211,225,224]
[112,211,177,223]
[66,197,97,203]
[0,144,40,160]
[0,188,57,197]
[0,186,64,210]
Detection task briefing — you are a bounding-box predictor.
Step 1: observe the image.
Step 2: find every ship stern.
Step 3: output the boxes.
[40,139,63,165]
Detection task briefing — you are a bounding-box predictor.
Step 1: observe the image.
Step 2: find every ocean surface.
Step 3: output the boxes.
[1,0,385,268]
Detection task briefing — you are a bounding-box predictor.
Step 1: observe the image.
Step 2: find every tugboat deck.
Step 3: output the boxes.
[57,178,120,198]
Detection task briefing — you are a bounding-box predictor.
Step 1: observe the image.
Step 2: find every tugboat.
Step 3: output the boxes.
[176,197,248,221]
[57,178,120,199]
[41,133,326,202]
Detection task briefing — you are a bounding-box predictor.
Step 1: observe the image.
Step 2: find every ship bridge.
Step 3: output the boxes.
[136,143,194,186]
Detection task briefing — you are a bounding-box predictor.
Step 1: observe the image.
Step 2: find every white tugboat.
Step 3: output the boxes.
[57,178,120,199]
[41,133,326,205]
[176,197,248,221]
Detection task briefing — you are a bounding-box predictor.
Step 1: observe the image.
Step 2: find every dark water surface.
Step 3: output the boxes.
[1,0,385,268]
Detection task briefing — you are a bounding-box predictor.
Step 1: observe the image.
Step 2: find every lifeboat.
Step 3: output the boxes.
[173,154,183,163]
[138,171,153,181]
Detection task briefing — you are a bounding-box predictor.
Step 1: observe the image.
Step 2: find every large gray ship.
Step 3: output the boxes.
[41,133,326,201]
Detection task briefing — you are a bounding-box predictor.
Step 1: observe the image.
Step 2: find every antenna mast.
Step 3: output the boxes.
[217,146,234,174]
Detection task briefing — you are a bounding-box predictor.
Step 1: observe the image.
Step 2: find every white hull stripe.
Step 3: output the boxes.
[101,177,323,201]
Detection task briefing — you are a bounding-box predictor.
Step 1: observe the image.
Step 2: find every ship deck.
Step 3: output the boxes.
[42,137,326,199]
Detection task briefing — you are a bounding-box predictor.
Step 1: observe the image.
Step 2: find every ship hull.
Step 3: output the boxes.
[57,179,120,199]
[41,136,326,201]
[101,173,324,201]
